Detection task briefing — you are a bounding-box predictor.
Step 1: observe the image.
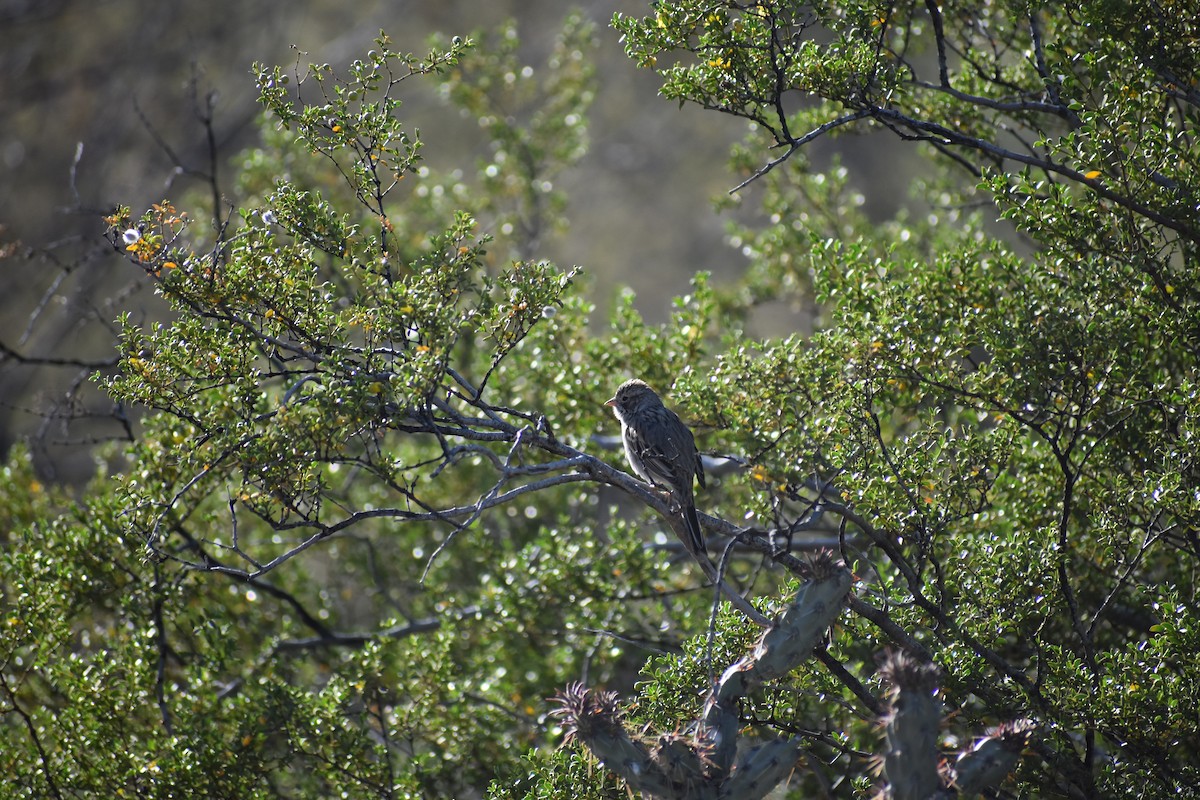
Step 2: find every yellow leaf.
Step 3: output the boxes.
[1083,170,1101,179]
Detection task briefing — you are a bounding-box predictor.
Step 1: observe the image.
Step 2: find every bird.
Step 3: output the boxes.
[605,379,707,554]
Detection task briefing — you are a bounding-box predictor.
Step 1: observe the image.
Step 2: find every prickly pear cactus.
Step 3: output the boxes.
[553,553,1034,799]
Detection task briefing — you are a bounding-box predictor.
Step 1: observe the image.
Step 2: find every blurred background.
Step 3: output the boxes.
[0,0,907,481]
[0,1,755,305]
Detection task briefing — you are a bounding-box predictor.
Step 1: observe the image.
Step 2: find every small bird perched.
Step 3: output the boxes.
[605,379,707,554]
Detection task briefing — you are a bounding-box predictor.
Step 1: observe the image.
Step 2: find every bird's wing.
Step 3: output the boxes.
[640,413,698,491]
[628,432,676,487]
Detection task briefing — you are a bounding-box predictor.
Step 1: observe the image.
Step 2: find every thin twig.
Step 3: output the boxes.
[729,111,871,194]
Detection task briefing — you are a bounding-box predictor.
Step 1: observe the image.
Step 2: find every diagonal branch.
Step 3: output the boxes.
[730,111,871,194]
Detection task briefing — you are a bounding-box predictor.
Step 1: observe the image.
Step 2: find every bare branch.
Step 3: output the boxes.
[730,111,871,194]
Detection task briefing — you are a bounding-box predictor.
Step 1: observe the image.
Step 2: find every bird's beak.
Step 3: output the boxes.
[604,397,616,407]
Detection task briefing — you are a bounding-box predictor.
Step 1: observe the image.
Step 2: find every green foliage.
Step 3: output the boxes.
[5,2,1200,798]
[490,747,628,800]
[254,34,465,239]
[436,14,596,259]
[4,16,625,799]
[611,1,1200,797]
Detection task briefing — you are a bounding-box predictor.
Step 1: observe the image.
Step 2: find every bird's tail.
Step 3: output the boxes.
[683,502,706,555]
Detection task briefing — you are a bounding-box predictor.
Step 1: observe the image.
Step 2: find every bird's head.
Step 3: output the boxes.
[605,379,661,418]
